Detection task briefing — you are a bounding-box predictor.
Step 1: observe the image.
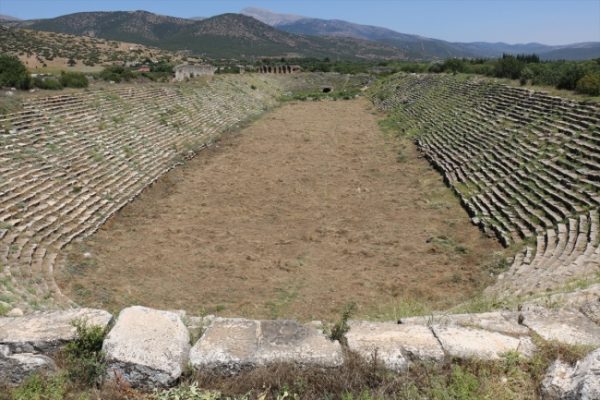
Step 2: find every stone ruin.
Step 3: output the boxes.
[1,302,599,397]
[257,64,302,74]
[174,63,217,81]
[0,72,599,398]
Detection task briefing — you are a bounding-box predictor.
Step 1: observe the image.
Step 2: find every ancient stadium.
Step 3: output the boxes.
[0,5,599,400]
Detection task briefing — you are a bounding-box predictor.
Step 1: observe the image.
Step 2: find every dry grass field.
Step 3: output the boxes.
[57,98,503,321]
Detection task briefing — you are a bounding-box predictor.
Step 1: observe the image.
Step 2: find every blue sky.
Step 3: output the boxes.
[1,0,598,45]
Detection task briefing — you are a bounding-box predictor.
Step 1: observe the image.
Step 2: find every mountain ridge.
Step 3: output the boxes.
[6,11,405,59]
[242,6,600,60]
[3,8,599,60]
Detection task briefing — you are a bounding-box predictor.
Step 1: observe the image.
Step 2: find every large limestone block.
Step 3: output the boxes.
[401,311,529,336]
[346,321,444,370]
[103,306,190,389]
[541,348,600,400]
[0,308,112,353]
[190,318,342,373]
[0,345,56,385]
[521,310,600,347]
[432,325,535,360]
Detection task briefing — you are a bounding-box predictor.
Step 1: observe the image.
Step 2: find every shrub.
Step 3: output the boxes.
[520,67,534,86]
[63,319,107,386]
[33,77,63,90]
[442,58,467,74]
[329,302,356,345]
[576,72,600,95]
[0,54,30,89]
[59,71,88,88]
[556,64,585,90]
[99,65,136,83]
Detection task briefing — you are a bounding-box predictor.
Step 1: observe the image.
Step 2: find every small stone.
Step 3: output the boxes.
[6,308,23,317]
[190,318,342,373]
[580,299,600,325]
[103,306,190,389]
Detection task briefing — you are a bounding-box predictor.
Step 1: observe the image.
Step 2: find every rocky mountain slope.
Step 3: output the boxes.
[7,11,404,59]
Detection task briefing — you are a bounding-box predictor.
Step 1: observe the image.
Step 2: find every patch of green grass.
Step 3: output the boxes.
[153,382,221,400]
[10,373,68,400]
[428,235,469,255]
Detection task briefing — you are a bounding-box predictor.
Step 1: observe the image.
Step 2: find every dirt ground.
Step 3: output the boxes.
[58,98,503,321]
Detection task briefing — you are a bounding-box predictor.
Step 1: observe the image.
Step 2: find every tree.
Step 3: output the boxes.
[67,58,77,67]
[494,55,524,80]
[442,58,466,74]
[0,54,30,89]
[557,63,584,90]
[576,72,600,96]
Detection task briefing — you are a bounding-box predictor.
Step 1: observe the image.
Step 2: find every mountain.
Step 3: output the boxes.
[0,14,20,21]
[240,7,304,26]
[537,43,600,61]
[243,7,600,60]
[8,11,404,59]
[18,10,196,45]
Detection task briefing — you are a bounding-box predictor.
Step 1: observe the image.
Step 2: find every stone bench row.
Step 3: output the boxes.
[374,73,600,297]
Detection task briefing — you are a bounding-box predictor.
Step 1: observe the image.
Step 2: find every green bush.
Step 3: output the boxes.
[0,54,30,89]
[557,64,585,90]
[63,319,107,386]
[33,77,63,90]
[99,65,136,83]
[576,72,600,95]
[59,71,88,88]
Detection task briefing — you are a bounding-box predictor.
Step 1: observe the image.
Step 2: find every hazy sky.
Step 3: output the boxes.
[1,0,598,45]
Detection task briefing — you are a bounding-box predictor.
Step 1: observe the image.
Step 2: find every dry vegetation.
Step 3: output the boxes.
[0,25,192,72]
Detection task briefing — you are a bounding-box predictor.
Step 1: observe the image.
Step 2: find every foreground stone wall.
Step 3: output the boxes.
[372,74,600,298]
[0,304,598,398]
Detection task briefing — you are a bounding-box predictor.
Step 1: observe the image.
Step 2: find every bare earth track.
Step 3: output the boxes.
[58,99,502,320]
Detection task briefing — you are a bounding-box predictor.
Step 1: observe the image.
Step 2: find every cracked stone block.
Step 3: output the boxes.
[541,348,600,400]
[0,308,113,353]
[401,311,529,336]
[346,321,444,370]
[190,318,342,373]
[0,345,56,385]
[432,325,535,360]
[103,306,190,389]
[521,310,600,347]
